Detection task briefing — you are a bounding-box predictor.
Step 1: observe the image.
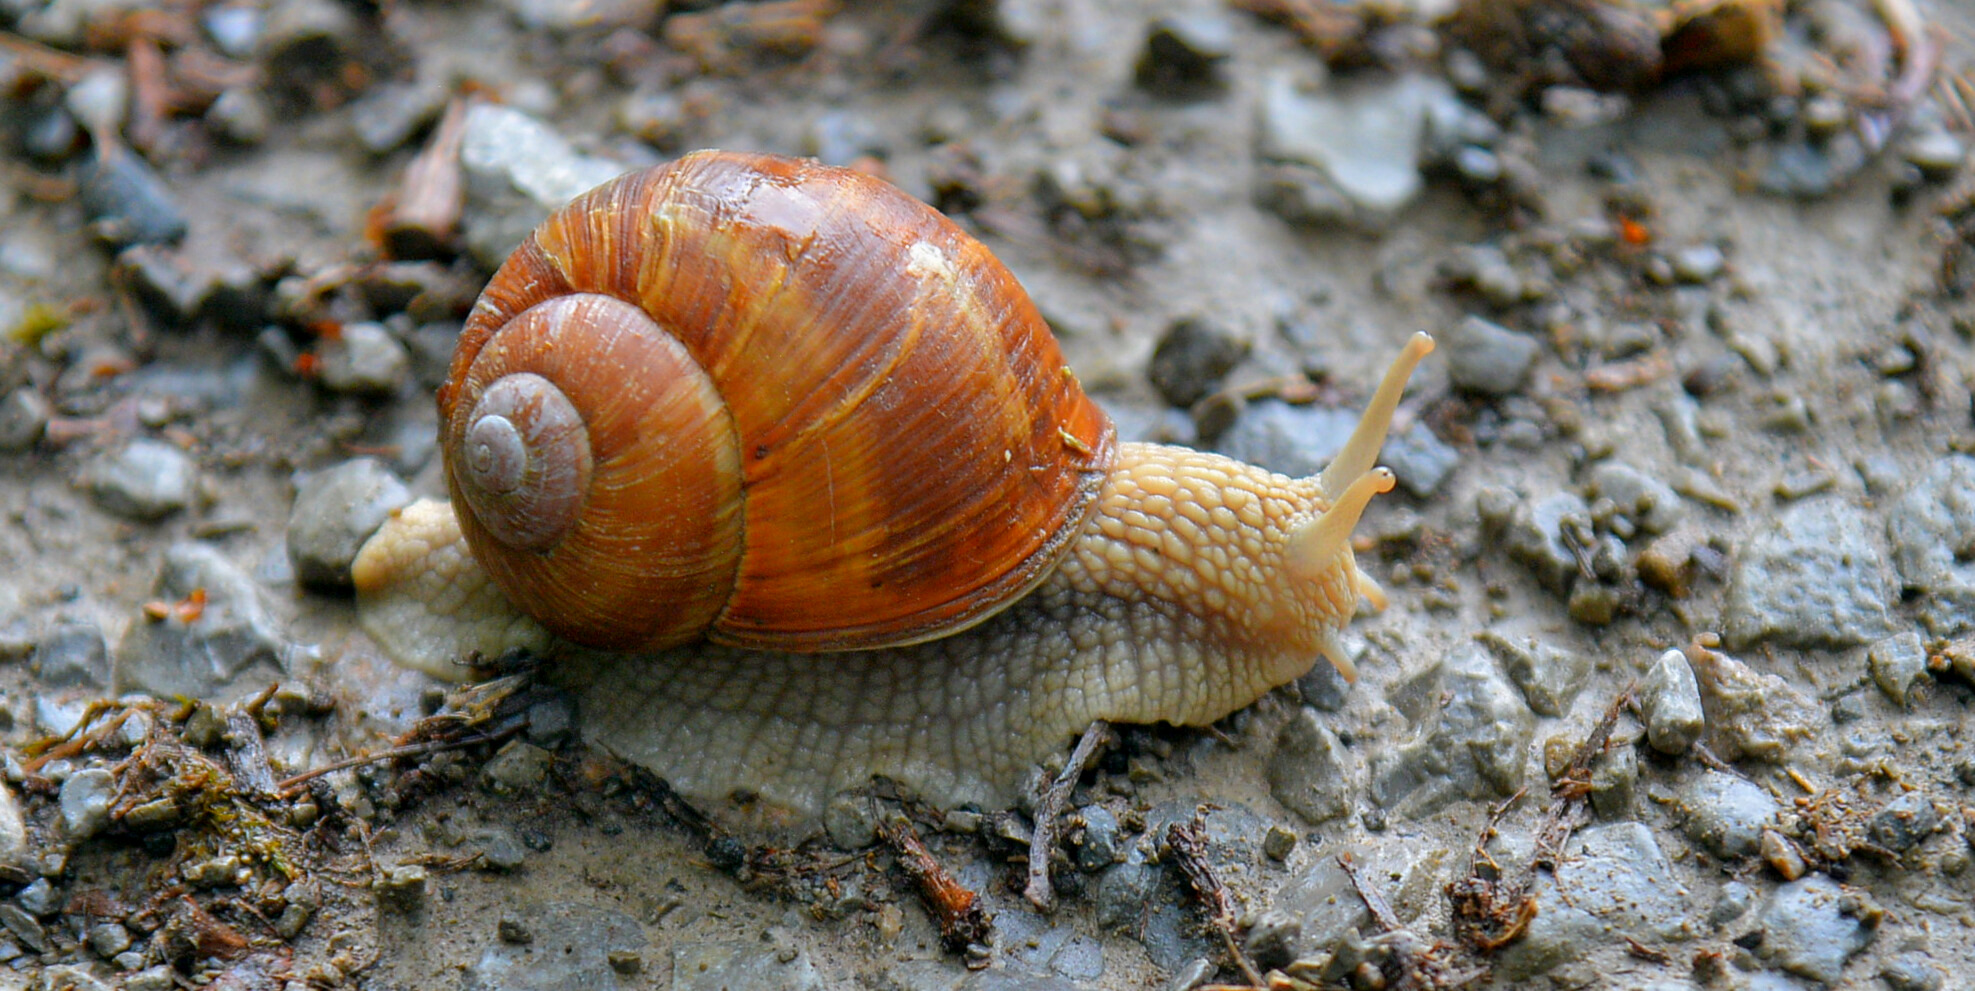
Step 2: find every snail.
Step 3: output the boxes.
[349,150,1435,817]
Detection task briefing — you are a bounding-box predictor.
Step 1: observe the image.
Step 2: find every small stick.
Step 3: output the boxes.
[1167,813,1265,990]
[1024,719,1113,911]
[378,96,468,260]
[879,817,993,968]
[273,730,514,798]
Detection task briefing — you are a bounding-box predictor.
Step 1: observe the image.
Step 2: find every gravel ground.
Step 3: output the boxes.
[2,1,1975,989]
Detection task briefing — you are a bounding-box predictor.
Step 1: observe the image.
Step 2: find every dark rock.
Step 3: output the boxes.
[1135,16,1233,99]
[1505,492,1589,595]
[1868,792,1941,852]
[1072,805,1122,871]
[117,241,267,332]
[1147,316,1247,408]
[79,145,187,248]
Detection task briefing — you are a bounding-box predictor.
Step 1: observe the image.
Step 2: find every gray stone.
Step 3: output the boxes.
[347,77,450,154]
[1264,844,1451,961]
[84,921,130,957]
[33,965,110,991]
[524,689,578,749]
[1589,743,1637,819]
[1446,244,1523,308]
[1868,792,1942,852]
[1642,649,1705,754]
[125,966,177,991]
[481,740,553,795]
[1677,770,1778,859]
[1147,316,1247,408]
[1381,423,1461,498]
[15,878,57,916]
[1689,649,1819,763]
[1868,632,1927,706]
[0,905,45,954]
[1880,951,1947,991]
[999,907,1106,981]
[286,458,413,589]
[1072,805,1121,872]
[0,784,24,867]
[1757,875,1874,983]
[0,387,49,451]
[83,439,194,521]
[1255,71,1457,229]
[471,827,527,871]
[316,322,409,395]
[206,86,271,144]
[60,767,114,841]
[1669,244,1725,283]
[459,103,626,270]
[1369,642,1532,815]
[78,145,188,247]
[822,794,877,850]
[671,940,822,991]
[1441,315,1539,396]
[464,901,649,991]
[1723,498,1897,648]
[373,864,427,913]
[1094,851,1158,931]
[1886,456,1975,634]
[114,542,288,700]
[1267,706,1355,825]
[1900,128,1965,180]
[1506,492,1590,595]
[1495,823,1692,980]
[1213,400,1359,480]
[1481,634,1588,717]
[32,622,109,689]
[1711,880,1755,926]
[1586,461,1686,535]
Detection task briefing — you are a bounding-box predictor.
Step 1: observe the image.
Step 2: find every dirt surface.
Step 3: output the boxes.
[3,1,1975,989]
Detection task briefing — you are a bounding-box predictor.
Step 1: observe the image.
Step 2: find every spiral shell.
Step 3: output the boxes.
[440,151,1117,652]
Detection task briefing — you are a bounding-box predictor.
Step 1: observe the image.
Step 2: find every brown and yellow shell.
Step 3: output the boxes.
[439,150,1117,653]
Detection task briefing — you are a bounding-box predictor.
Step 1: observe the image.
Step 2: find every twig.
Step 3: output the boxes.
[879,817,993,968]
[1024,719,1113,911]
[1342,853,1488,990]
[1166,812,1265,989]
[273,730,515,798]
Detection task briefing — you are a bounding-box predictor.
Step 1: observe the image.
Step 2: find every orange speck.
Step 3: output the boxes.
[1618,216,1651,246]
[294,352,321,378]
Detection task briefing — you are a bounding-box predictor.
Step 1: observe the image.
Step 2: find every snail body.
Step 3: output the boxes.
[351,151,1434,814]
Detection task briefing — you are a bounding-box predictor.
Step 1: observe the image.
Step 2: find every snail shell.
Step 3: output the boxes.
[441,151,1116,652]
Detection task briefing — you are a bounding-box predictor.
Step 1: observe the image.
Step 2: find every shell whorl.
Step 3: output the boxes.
[439,151,1116,653]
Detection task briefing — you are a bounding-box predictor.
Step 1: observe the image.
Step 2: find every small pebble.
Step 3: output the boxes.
[1641,649,1704,754]
[83,439,195,521]
[1901,129,1965,181]
[1262,825,1296,861]
[498,916,533,943]
[1073,805,1122,872]
[1442,314,1538,396]
[473,827,527,871]
[125,966,177,991]
[15,878,58,916]
[1760,828,1805,880]
[480,740,553,795]
[285,458,413,589]
[0,388,50,451]
[1147,316,1247,408]
[1670,244,1725,283]
[31,621,109,689]
[206,87,272,145]
[0,904,47,953]
[373,864,428,913]
[317,322,409,395]
[1134,15,1233,98]
[1868,792,1941,852]
[1868,632,1927,707]
[59,767,115,841]
[1881,951,1947,991]
[823,794,878,850]
[79,145,188,247]
[85,921,131,957]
